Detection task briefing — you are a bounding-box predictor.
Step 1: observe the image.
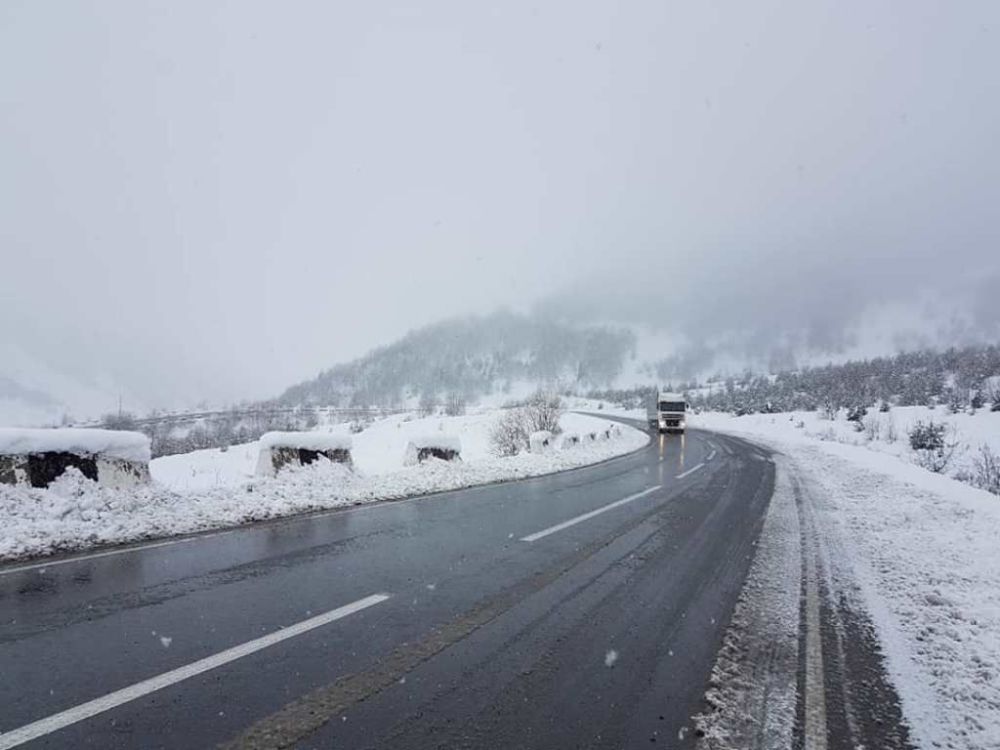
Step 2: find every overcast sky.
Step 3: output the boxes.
[2,1,998,410]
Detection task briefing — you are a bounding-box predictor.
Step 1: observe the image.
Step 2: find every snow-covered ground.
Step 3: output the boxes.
[0,411,647,562]
[699,408,1000,749]
[697,405,1000,481]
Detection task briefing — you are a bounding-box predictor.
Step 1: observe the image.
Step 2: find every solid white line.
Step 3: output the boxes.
[676,463,705,479]
[0,537,206,576]
[0,593,391,750]
[520,486,662,542]
[803,547,828,748]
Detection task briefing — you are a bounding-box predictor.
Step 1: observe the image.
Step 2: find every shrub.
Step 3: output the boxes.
[846,405,867,424]
[489,392,564,456]
[444,394,467,417]
[908,420,945,451]
[971,444,1000,496]
[101,411,139,431]
[862,414,882,441]
[908,420,958,473]
[885,417,898,444]
[523,390,564,435]
[817,404,837,421]
[489,409,530,456]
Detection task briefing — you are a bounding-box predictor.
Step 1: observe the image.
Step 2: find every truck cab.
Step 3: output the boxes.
[653,392,687,434]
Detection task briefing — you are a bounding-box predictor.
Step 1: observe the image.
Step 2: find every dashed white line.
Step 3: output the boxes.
[520,486,662,542]
[706,450,717,462]
[676,463,705,480]
[0,593,392,750]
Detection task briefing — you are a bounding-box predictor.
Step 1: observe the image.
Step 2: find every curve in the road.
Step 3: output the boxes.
[0,424,775,750]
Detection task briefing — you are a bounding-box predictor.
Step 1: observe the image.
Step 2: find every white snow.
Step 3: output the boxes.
[699,409,1000,749]
[0,427,151,463]
[257,431,353,452]
[0,410,647,561]
[695,458,801,748]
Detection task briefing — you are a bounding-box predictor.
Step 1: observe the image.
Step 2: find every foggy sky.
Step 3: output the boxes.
[2,1,998,411]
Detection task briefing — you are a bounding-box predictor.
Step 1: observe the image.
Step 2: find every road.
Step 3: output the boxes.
[1,425,775,748]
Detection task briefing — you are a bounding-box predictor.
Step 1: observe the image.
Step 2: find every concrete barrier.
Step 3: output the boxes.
[256,432,353,476]
[404,435,462,466]
[0,428,151,489]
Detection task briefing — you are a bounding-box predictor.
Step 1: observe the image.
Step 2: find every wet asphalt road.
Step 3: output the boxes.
[0,424,775,749]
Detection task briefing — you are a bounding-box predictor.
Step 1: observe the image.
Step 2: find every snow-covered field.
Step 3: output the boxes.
[698,405,1000,481]
[0,411,647,562]
[698,408,1000,749]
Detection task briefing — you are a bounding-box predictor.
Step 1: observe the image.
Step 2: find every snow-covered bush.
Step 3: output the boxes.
[885,417,898,444]
[489,393,563,457]
[847,404,867,427]
[862,414,881,440]
[489,409,530,456]
[908,421,946,452]
[523,391,564,435]
[971,444,1000,496]
[444,394,467,417]
[908,421,959,473]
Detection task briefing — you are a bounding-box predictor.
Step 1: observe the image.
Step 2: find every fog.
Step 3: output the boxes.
[2,1,998,413]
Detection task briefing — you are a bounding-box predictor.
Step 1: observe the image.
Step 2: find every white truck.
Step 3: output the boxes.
[649,391,687,434]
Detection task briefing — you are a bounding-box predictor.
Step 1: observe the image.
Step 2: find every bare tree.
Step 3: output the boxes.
[523,390,563,434]
[971,444,1000,495]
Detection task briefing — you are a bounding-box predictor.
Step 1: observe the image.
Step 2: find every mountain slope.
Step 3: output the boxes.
[277,311,636,407]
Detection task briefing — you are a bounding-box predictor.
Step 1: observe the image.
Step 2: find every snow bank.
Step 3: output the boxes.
[699,410,1000,749]
[0,427,150,463]
[2,411,648,561]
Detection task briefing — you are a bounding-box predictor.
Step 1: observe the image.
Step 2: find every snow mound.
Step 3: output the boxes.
[0,427,151,463]
[258,431,352,452]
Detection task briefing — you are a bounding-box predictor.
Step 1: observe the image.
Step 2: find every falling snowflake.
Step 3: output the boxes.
[160,636,172,648]
[604,649,618,667]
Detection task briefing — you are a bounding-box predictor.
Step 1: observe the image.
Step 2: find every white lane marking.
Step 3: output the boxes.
[520,486,662,542]
[706,450,717,462]
[676,463,705,480]
[0,593,391,750]
[803,544,828,749]
[0,536,214,576]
